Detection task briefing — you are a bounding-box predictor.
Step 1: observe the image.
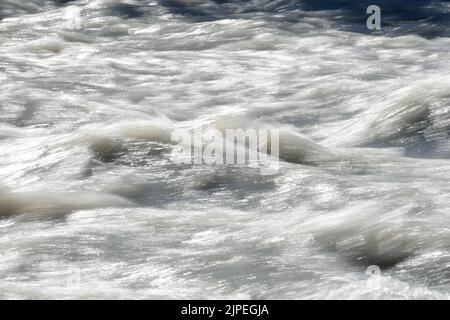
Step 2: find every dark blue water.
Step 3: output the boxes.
[1,0,450,300]
[2,0,450,38]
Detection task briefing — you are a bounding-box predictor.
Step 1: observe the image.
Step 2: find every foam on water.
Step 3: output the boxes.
[1,0,450,299]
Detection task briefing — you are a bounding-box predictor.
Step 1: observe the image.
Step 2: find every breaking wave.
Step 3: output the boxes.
[1,0,450,299]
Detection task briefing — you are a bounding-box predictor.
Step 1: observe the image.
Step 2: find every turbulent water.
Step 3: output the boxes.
[1,0,450,299]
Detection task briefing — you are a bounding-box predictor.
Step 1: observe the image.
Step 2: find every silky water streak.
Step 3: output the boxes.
[171,127,280,175]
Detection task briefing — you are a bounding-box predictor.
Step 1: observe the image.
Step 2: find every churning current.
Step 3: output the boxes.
[1,0,450,299]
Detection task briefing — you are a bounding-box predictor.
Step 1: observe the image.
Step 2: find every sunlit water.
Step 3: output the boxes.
[1,0,450,299]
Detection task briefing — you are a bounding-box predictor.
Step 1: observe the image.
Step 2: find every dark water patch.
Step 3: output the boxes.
[106,3,146,19]
[0,0,78,18]
[159,0,229,21]
[156,0,450,38]
[299,0,450,38]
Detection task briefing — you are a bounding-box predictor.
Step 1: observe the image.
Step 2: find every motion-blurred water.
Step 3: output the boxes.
[1,0,450,299]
